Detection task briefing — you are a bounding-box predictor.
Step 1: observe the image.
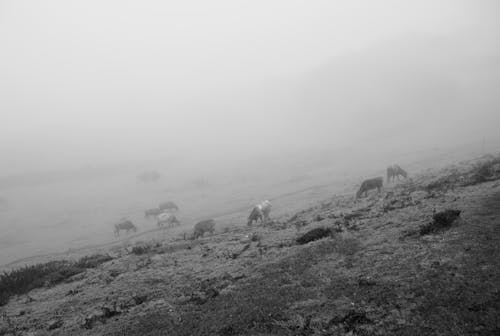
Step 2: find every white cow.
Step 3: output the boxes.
[157,212,180,228]
[248,200,272,226]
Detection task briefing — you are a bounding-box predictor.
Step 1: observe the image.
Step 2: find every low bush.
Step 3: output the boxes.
[296,227,333,245]
[419,209,461,235]
[130,245,152,255]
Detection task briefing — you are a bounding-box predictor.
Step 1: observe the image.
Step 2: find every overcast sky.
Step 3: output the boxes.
[1,0,499,175]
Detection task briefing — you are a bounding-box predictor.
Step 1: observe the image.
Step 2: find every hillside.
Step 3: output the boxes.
[1,155,500,335]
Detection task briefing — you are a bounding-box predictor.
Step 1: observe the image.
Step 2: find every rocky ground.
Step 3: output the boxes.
[1,155,500,335]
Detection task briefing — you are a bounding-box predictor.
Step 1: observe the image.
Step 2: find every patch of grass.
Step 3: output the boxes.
[0,254,112,307]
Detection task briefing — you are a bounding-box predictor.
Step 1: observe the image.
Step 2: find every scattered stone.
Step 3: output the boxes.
[66,289,79,296]
[229,243,251,259]
[357,276,376,286]
[132,293,147,305]
[410,190,429,202]
[314,214,324,222]
[24,295,35,303]
[47,319,63,330]
[344,212,364,221]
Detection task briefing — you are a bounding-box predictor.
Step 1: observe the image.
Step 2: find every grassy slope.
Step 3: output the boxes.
[1,156,500,336]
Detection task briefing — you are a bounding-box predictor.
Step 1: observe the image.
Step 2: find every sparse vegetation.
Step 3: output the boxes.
[0,254,112,306]
[2,156,500,335]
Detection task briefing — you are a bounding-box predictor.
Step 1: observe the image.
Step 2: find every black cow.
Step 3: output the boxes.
[114,220,137,236]
[387,164,408,183]
[356,177,383,198]
[193,219,215,239]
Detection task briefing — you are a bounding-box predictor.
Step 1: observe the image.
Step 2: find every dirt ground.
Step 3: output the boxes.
[1,156,500,335]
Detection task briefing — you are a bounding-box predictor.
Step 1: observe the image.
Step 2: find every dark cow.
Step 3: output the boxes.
[144,208,162,218]
[387,164,408,183]
[356,177,383,198]
[114,220,137,236]
[159,201,179,212]
[157,212,180,228]
[193,219,215,239]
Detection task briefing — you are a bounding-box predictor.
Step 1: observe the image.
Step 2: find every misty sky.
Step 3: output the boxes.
[1,1,499,175]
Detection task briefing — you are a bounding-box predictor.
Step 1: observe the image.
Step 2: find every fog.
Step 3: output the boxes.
[1,1,500,265]
[1,0,499,175]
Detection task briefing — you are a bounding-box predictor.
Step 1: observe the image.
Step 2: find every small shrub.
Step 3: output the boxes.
[74,254,112,268]
[419,209,461,235]
[296,227,332,245]
[130,245,152,255]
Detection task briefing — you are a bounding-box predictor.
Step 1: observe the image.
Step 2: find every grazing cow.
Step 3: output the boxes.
[356,177,383,198]
[247,200,272,226]
[387,164,408,183]
[114,220,137,236]
[144,208,162,218]
[159,201,179,212]
[157,212,180,228]
[193,219,215,239]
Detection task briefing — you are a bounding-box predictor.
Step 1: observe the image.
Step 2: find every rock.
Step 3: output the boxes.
[314,214,324,222]
[410,190,428,202]
[47,319,63,330]
[357,276,376,286]
[132,293,147,305]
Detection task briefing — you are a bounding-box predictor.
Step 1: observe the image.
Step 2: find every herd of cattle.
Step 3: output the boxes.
[114,164,408,238]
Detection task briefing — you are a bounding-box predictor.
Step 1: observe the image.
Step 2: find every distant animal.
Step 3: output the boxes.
[356,177,383,198]
[387,164,408,183]
[157,212,180,228]
[193,219,216,239]
[159,201,179,212]
[248,200,272,226]
[144,208,163,218]
[114,220,137,236]
[137,170,161,183]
